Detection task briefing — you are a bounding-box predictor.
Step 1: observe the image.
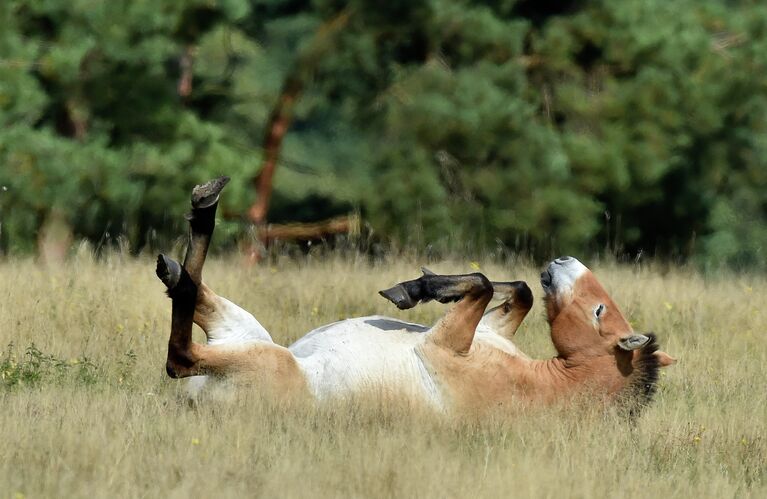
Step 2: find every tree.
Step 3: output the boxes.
[1,0,766,269]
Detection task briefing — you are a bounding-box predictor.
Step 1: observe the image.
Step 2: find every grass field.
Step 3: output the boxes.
[0,250,765,498]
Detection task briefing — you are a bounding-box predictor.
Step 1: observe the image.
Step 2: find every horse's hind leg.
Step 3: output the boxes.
[154,175,228,291]
[180,176,274,344]
[156,254,200,377]
[195,283,273,344]
[183,176,229,283]
[155,178,307,403]
[157,257,304,393]
[156,176,229,377]
[157,254,272,344]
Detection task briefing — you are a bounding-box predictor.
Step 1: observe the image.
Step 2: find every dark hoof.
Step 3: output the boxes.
[512,281,534,309]
[191,176,230,209]
[379,284,418,310]
[156,254,181,289]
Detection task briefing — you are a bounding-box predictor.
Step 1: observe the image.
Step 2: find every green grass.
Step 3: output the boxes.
[0,252,764,498]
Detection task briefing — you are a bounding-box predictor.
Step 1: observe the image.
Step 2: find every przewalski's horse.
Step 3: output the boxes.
[156,177,675,413]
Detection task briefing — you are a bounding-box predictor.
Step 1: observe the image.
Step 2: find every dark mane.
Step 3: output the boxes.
[620,333,661,417]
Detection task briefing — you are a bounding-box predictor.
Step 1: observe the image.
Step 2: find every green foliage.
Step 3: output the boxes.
[0,0,260,252]
[0,342,100,388]
[0,342,137,389]
[1,0,766,266]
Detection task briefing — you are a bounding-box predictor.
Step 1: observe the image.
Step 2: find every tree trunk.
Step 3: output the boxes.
[246,9,353,227]
[37,208,73,265]
[178,45,195,98]
[247,75,302,225]
[257,214,359,244]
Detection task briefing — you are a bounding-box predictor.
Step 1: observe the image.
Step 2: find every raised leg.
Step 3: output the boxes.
[479,281,533,339]
[154,177,212,374]
[184,176,229,284]
[157,254,273,345]
[156,256,306,397]
[379,271,493,354]
[379,270,493,309]
[156,254,199,377]
[195,283,273,344]
[157,177,229,377]
[154,177,309,400]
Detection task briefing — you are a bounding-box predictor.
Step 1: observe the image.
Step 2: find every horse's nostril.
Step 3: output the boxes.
[540,270,552,287]
[555,256,572,263]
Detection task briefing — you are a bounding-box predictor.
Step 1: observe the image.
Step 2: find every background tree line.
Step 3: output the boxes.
[1,0,766,267]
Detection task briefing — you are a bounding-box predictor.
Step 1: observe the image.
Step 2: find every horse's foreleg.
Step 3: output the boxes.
[380,272,494,354]
[480,281,533,340]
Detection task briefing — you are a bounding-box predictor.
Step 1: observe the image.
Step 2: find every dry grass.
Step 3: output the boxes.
[0,250,765,498]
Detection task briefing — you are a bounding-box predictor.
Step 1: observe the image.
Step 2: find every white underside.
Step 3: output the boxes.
[290,316,441,407]
[206,296,273,345]
[185,311,524,409]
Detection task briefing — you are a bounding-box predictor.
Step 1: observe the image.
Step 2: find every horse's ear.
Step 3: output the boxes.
[421,267,436,276]
[617,333,650,351]
[654,351,677,367]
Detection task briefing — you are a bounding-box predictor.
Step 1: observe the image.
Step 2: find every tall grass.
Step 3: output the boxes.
[0,252,764,498]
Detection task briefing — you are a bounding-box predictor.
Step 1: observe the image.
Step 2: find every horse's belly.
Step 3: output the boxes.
[290,316,443,408]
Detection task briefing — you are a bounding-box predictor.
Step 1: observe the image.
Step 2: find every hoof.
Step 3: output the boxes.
[191,176,230,209]
[379,284,418,310]
[511,281,534,309]
[156,254,182,290]
[491,280,533,305]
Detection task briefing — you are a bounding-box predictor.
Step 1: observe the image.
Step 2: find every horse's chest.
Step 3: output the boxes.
[416,341,525,411]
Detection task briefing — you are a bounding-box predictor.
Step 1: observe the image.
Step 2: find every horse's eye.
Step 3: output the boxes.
[595,304,606,319]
